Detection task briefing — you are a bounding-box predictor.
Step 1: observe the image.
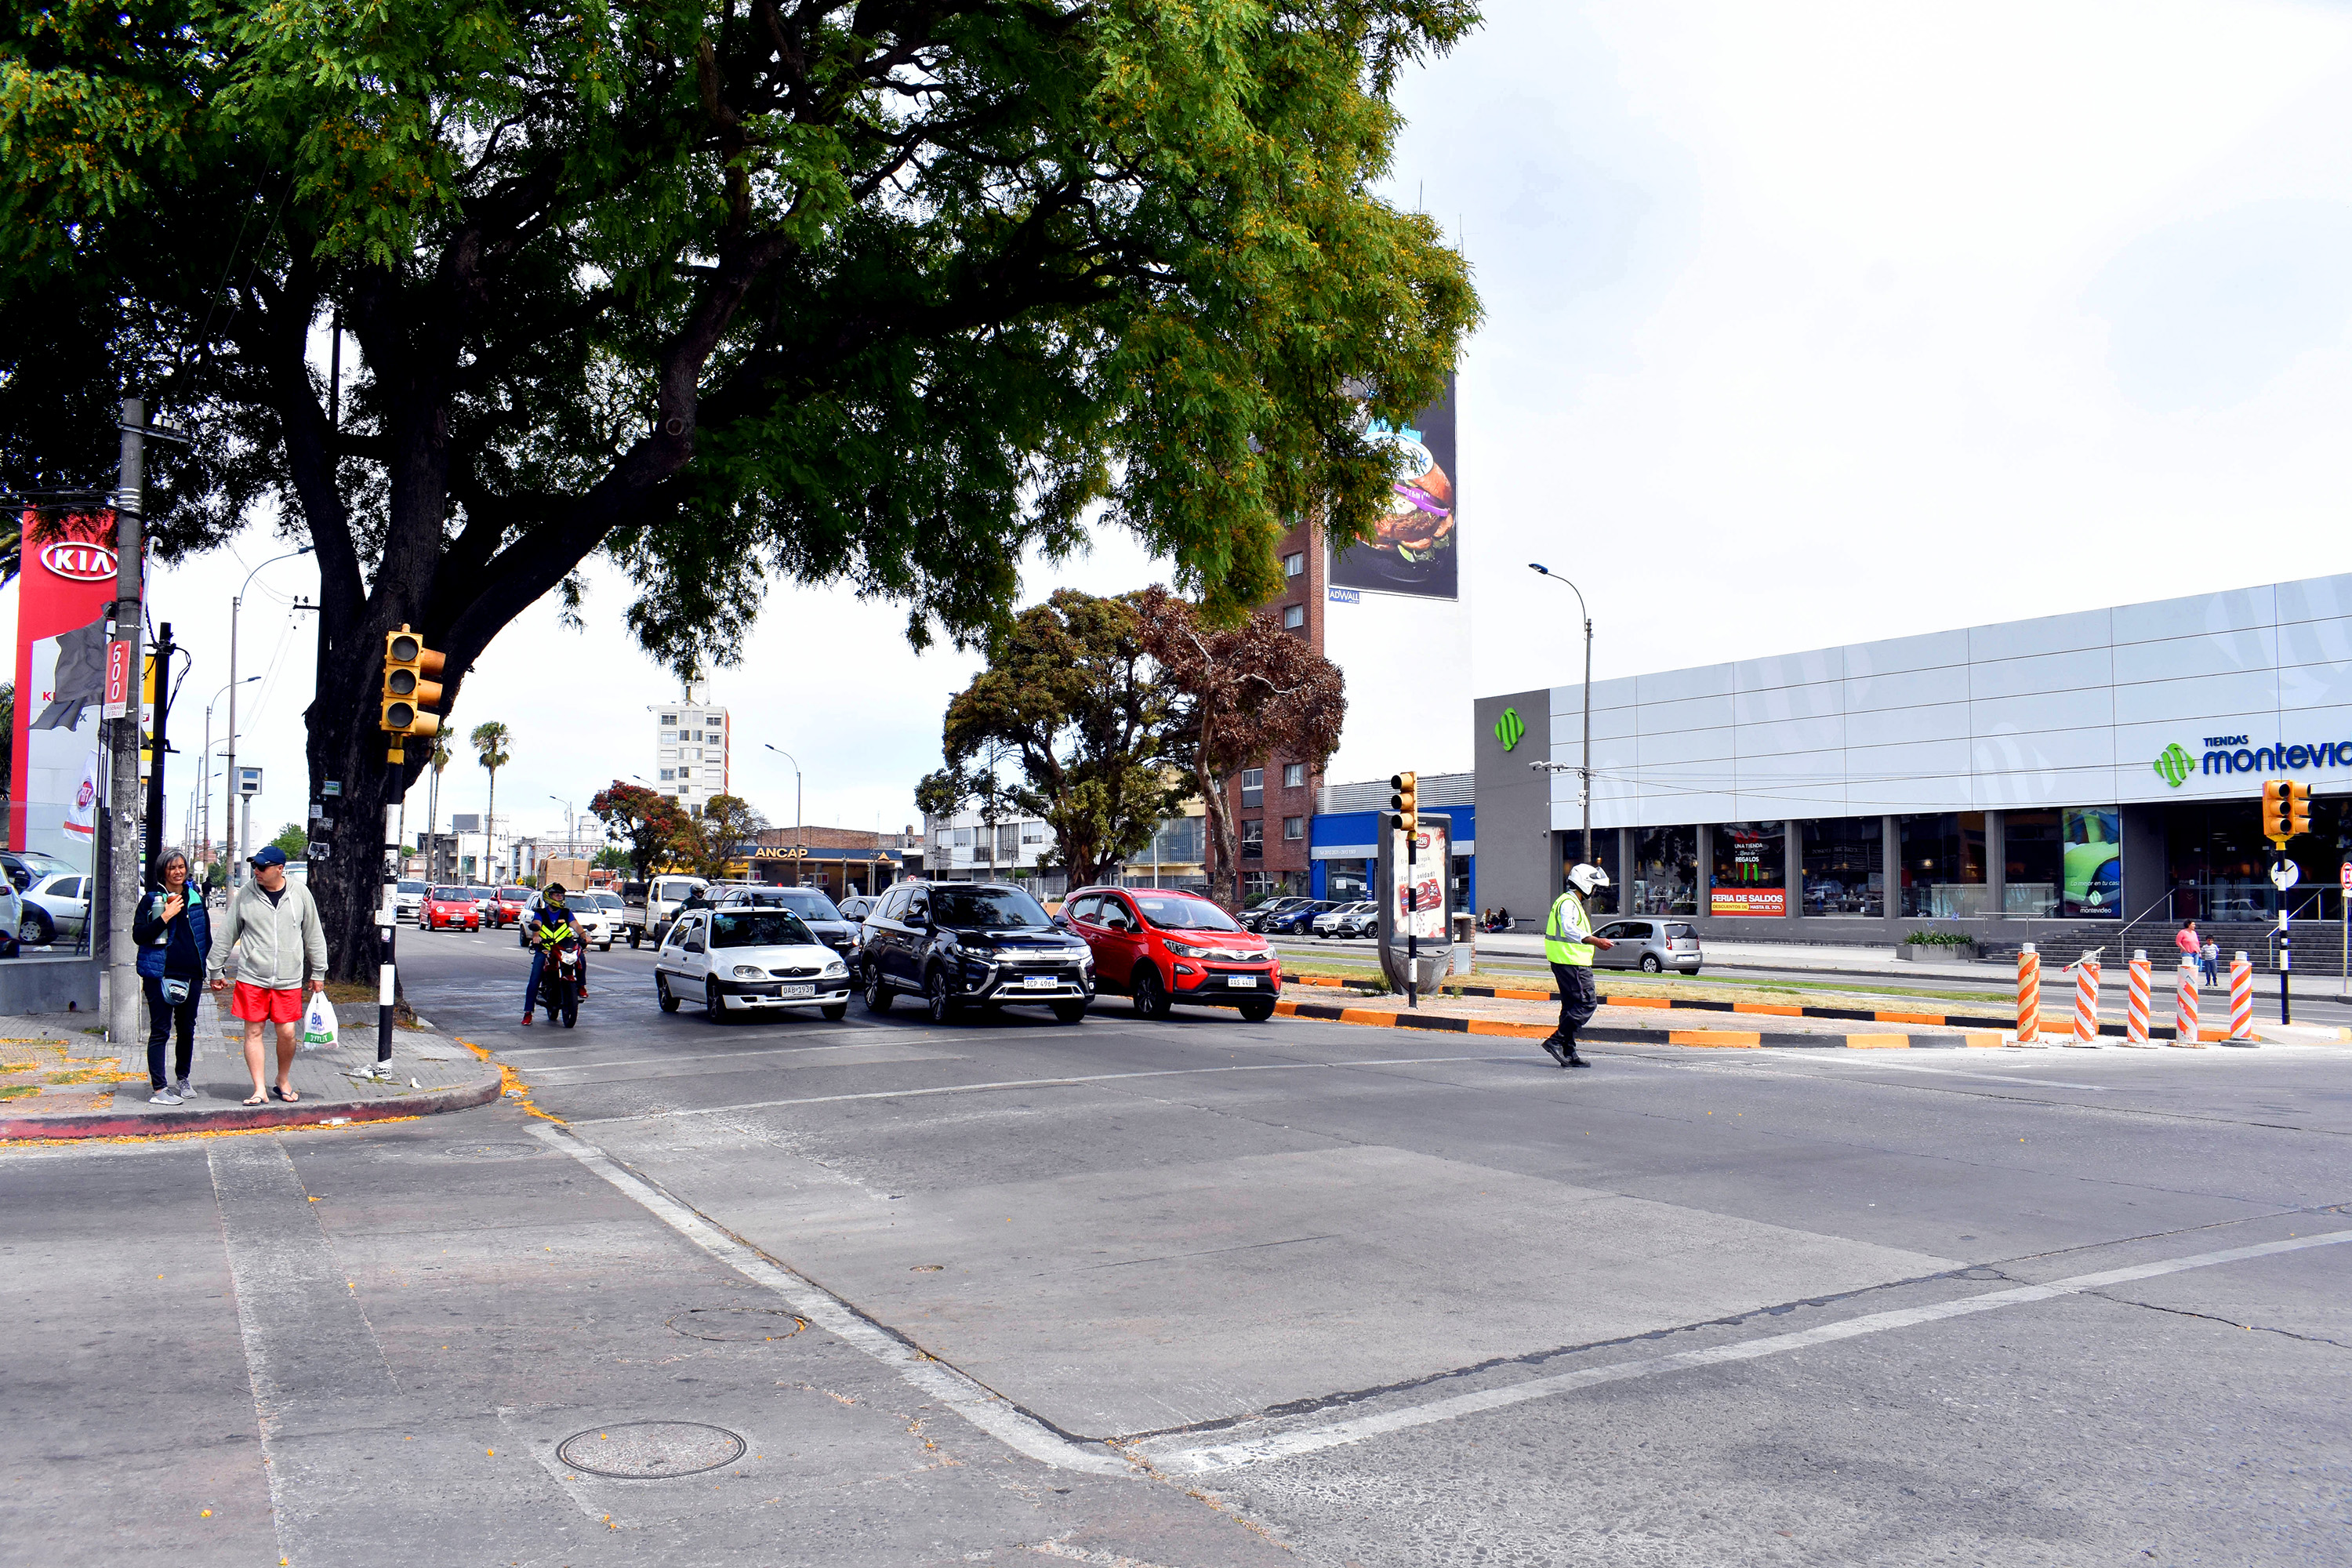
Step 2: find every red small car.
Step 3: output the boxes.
[1059,886,1280,1022]
[492,886,531,927]
[423,885,483,931]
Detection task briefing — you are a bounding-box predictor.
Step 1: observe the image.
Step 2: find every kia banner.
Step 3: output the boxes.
[12,509,123,865]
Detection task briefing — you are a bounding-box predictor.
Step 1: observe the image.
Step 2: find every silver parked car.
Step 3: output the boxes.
[1591,917,1702,975]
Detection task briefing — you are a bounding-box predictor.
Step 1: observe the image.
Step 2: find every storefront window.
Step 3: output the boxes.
[2004,810,2061,916]
[2061,808,2122,918]
[1899,812,1987,918]
[1802,817,1883,916]
[1709,821,1787,916]
[1327,859,1370,902]
[2159,800,2332,921]
[1559,833,1620,915]
[1632,826,1697,916]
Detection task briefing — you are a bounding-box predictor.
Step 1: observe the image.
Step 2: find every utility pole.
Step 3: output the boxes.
[1528,564,1594,866]
[143,622,175,877]
[103,399,146,1051]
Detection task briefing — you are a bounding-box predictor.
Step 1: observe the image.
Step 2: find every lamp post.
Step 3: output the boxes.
[200,677,257,884]
[1527,563,1595,867]
[763,744,804,869]
[223,546,313,886]
[549,796,575,866]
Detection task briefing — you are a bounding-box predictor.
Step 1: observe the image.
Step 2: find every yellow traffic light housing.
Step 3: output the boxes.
[1389,771,1417,833]
[2259,778,2309,846]
[380,626,448,758]
[2285,779,2311,840]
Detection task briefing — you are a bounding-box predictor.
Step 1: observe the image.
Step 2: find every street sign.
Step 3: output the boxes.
[2270,861,2302,891]
[2339,862,2350,889]
[102,637,134,719]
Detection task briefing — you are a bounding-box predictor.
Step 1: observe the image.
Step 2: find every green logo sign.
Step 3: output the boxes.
[1494,706,1526,753]
[2153,742,2195,788]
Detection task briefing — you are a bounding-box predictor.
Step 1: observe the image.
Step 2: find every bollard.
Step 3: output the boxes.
[2171,958,2203,1047]
[2014,942,2041,1045]
[2122,950,2152,1046]
[2067,957,2102,1046]
[2227,952,2256,1042]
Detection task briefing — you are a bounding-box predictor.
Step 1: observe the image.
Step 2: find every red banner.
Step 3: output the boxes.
[13,510,122,861]
[1711,887,1786,917]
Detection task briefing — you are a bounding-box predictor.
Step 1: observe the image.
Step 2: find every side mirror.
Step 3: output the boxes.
[1051,914,1071,929]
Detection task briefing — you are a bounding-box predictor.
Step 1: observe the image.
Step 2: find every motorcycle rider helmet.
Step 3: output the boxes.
[1566,863,1610,895]
[543,883,567,899]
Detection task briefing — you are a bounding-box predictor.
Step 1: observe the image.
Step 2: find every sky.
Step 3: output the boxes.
[11,0,2352,855]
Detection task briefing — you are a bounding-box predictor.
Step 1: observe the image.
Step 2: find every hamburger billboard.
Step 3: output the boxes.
[1329,375,1456,601]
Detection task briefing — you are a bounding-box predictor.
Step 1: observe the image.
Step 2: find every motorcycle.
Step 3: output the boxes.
[535,922,586,1029]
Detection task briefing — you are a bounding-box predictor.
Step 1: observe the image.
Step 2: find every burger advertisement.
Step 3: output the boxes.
[1330,376,1457,601]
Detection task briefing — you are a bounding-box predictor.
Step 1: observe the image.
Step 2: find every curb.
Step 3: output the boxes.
[0,1064,505,1142]
[1272,1000,1998,1050]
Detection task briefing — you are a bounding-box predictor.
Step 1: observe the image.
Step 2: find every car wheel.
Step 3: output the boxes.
[656,975,680,1013]
[821,1002,848,1022]
[629,930,641,949]
[865,967,892,1014]
[705,978,726,1023]
[1051,1000,1088,1025]
[1639,953,1664,974]
[924,967,960,1025]
[1238,997,1276,1022]
[601,941,612,952]
[17,909,53,946]
[1131,964,1171,1021]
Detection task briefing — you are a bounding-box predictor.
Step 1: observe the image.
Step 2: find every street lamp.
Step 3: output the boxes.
[201,676,257,881]
[224,546,313,884]
[763,744,804,868]
[1527,563,1595,867]
[549,795,575,859]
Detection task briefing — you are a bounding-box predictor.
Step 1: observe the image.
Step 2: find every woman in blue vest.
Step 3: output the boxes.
[132,848,213,1104]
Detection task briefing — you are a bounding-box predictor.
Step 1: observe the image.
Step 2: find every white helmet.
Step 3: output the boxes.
[1566,863,1610,895]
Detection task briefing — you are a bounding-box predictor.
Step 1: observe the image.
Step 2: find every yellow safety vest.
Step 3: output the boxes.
[1544,891,1594,967]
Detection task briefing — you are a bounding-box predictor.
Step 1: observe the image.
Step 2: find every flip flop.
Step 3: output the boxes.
[242,1092,268,1106]
[271,1086,300,1103]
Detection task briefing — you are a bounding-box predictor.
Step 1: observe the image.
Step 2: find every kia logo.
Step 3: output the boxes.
[39,541,118,582]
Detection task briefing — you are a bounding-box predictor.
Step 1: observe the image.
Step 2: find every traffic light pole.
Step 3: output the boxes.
[1405,826,1417,1011]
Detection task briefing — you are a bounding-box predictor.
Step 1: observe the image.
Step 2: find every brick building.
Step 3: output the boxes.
[1205,516,1327,904]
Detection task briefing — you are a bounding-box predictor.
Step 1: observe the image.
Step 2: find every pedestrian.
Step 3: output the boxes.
[132,847,211,1105]
[1541,866,1616,1069]
[2174,919,2200,979]
[2201,936,2220,987]
[207,845,328,1106]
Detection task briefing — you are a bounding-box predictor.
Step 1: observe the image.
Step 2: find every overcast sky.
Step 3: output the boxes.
[12,0,2352,854]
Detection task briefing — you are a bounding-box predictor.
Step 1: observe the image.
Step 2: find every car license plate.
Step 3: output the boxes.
[1022,975,1058,989]
[781,983,815,998]
[1228,975,1257,988]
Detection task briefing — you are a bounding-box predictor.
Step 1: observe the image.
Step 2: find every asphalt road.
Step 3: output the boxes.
[5,927,2350,1566]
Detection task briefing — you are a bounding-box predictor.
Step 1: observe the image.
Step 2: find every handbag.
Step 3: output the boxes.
[160,976,191,1004]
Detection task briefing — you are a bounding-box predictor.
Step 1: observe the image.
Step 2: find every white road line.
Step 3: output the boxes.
[515,1040,915,1073]
[528,1122,1131,1475]
[564,1053,1523,1123]
[1138,1229,2352,1474]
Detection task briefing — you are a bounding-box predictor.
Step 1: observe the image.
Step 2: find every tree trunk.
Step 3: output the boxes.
[1196,732,1242,912]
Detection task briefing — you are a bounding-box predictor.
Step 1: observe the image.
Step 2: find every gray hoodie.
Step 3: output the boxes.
[209,879,329,989]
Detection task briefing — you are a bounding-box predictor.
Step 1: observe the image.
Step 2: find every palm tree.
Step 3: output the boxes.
[470,722,512,880]
[424,739,452,874]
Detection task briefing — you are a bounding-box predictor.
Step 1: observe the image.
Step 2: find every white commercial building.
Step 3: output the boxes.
[652,689,730,808]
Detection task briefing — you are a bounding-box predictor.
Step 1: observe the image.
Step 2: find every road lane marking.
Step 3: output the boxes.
[528,1122,1132,1475]
[1135,1229,2352,1474]
[563,1054,1527,1124]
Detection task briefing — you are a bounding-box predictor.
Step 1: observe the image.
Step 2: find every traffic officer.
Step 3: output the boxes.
[1542,864,1616,1069]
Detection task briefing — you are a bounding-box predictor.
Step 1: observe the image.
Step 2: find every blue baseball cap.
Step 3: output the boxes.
[249,845,289,867]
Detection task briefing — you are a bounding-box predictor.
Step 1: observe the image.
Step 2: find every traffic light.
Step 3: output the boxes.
[1389,771,1417,833]
[2259,779,2310,845]
[380,625,447,757]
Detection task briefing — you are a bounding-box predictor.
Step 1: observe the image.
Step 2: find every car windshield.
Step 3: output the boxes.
[499,887,529,900]
[430,887,467,901]
[590,892,624,909]
[398,880,425,894]
[710,910,815,949]
[1137,895,1241,931]
[932,887,1050,929]
[760,887,842,920]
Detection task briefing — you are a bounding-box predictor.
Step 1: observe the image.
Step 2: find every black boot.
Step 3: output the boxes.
[1540,1031,1566,1067]
[1564,1039,1591,1069]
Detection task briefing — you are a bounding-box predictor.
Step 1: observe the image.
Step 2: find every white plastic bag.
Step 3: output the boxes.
[299,992,339,1051]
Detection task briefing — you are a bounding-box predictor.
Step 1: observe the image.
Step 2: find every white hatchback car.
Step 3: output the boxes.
[572,890,625,950]
[654,906,851,1022]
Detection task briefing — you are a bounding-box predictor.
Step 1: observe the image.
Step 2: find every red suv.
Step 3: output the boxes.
[422,886,482,932]
[1059,886,1280,1022]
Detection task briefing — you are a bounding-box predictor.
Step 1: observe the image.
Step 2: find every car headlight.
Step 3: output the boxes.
[822,960,846,978]
[1163,940,1210,958]
[731,964,765,979]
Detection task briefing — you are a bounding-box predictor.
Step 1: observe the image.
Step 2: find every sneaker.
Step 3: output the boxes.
[173,1080,195,1100]
[521,1013,534,1025]
[147,1087,183,1106]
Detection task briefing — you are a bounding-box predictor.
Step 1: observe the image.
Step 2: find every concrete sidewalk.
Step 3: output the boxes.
[0,994,503,1140]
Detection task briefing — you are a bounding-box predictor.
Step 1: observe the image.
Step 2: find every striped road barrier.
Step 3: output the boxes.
[2172,959,2203,1047]
[2228,952,2256,1043]
[2015,942,2042,1045]
[2067,956,2102,1047]
[2123,951,2153,1046]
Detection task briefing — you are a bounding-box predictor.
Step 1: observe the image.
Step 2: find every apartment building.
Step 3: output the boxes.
[652,690,730,810]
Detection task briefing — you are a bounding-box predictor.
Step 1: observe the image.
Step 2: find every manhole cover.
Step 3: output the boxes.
[557,1421,747,1479]
[445,1142,543,1160]
[666,1307,808,1342]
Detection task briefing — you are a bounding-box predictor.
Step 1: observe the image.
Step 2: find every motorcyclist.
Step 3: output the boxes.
[521,883,589,1025]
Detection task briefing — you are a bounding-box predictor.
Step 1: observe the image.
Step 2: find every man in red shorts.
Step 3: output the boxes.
[208,845,329,1105]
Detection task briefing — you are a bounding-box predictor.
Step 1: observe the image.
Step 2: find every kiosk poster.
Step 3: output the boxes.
[1329,375,1457,600]
[11,510,121,866]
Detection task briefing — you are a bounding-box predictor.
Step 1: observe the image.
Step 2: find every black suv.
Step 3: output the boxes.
[858,880,1094,1025]
[712,884,859,958]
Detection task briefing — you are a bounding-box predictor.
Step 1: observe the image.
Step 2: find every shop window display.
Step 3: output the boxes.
[1559,833,1621,915]
[2003,810,2061,916]
[1898,812,1987,918]
[1632,826,1697,916]
[2060,808,2122,918]
[1709,822,1787,916]
[1802,817,1883,916]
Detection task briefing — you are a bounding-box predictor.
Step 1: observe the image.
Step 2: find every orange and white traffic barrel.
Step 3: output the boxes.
[2123,951,2152,1046]
[2067,956,2102,1046]
[2015,942,2041,1045]
[2228,952,2255,1041]
[2171,958,2203,1047]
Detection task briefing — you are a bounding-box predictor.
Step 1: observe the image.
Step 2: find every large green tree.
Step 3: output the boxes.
[935,589,1181,888]
[1,0,1479,973]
